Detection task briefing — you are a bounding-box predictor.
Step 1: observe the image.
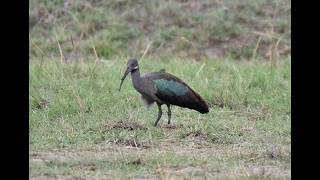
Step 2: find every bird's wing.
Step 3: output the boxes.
[152,72,209,113]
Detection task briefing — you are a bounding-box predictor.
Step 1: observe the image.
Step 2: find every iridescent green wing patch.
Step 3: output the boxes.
[153,79,188,96]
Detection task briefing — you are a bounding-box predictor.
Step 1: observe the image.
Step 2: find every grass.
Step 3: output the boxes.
[29,0,291,60]
[29,0,290,179]
[29,57,290,179]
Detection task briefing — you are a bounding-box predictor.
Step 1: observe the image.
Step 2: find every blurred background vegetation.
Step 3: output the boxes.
[29,0,291,61]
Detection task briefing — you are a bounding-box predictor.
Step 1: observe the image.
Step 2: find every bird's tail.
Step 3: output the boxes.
[194,97,209,114]
[188,89,209,114]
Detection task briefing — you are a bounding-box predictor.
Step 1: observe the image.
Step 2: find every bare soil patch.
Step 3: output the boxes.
[161,124,184,129]
[107,138,151,149]
[105,120,146,131]
[184,130,209,141]
[156,164,221,179]
[128,158,144,166]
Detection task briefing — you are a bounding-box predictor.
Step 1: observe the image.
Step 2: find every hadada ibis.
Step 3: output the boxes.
[119,59,209,126]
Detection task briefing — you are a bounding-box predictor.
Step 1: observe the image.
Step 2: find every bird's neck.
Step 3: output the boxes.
[131,69,143,92]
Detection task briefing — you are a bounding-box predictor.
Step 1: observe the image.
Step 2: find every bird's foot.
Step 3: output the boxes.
[166,123,173,128]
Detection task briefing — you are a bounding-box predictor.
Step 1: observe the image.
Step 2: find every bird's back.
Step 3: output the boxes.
[142,71,209,113]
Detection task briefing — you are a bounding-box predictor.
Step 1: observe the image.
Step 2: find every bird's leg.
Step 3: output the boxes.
[154,103,162,127]
[166,104,172,125]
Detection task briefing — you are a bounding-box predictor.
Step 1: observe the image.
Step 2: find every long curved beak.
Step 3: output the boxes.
[119,67,130,91]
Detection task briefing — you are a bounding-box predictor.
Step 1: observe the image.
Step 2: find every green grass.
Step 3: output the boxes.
[30,57,290,179]
[29,0,291,60]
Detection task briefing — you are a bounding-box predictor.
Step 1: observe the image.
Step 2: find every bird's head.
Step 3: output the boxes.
[127,59,139,71]
[119,58,139,91]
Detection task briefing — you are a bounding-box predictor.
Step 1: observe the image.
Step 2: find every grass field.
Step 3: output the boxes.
[30,0,290,61]
[30,57,290,179]
[30,0,291,179]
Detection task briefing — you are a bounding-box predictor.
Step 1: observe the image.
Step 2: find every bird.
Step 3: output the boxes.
[119,58,209,127]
